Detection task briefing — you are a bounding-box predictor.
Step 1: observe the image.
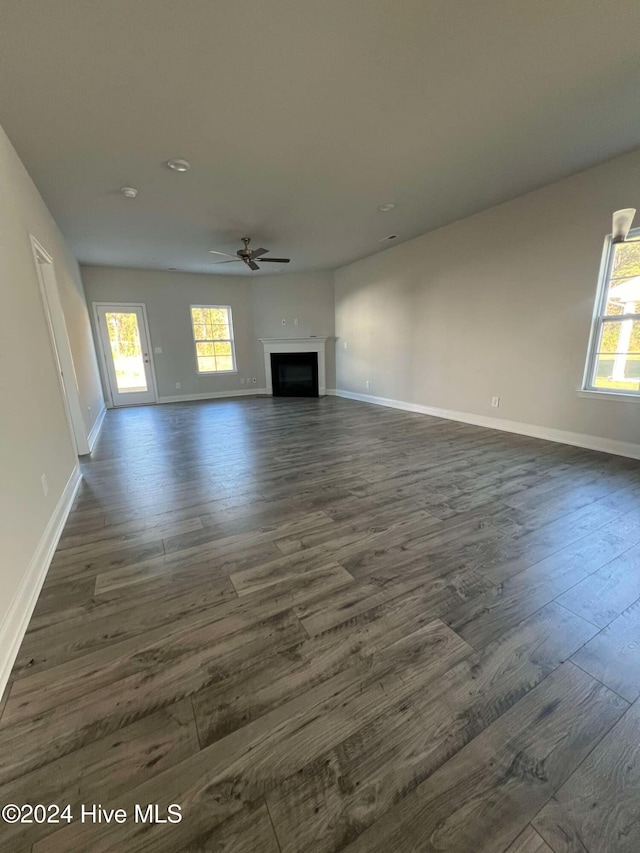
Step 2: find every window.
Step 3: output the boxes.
[584,230,640,395]
[190,305,236,373]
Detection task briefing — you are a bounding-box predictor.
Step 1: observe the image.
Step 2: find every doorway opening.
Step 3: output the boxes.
[31,236,90,455]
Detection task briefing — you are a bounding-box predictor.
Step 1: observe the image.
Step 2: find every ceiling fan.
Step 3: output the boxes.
[209,237,291,271]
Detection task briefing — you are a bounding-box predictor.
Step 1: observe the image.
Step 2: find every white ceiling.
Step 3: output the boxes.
[1,0,639,275]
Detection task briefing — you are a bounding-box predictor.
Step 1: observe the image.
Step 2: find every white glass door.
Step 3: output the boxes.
[95,304,156,406]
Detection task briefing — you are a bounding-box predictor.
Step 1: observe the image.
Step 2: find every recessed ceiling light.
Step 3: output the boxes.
[166,158,190,172]
[378,203,395,212]
[120,186,138,198]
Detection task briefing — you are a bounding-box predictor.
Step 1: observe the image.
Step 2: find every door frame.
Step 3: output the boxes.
[92,301,159,407]
[31,236,91,455]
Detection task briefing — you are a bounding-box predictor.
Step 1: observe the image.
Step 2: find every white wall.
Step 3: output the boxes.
[81,266,336,399]
[0,122,104,687]
[335,147,640,451]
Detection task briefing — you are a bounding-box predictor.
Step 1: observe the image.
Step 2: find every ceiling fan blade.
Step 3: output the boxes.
[257,258,290,263]
[612,208,636,243]
[208,250,237,258]
[247,259,260,271]
[209,258,241,264]
[250,248,268,258]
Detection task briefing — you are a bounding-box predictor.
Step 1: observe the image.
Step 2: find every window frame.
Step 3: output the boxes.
[582,228,640,399]
[190,304,237,375]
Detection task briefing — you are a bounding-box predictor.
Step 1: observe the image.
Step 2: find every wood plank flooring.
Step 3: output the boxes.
[1,395,640,852]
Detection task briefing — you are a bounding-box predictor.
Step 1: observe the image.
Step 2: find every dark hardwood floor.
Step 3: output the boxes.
[2,395,640,852]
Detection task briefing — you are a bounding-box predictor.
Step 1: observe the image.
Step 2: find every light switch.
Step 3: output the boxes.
[154,347,163,354]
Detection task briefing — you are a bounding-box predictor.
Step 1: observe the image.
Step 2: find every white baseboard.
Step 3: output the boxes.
[157,389,267,404]
[86,404,107,452]
[325,389,337,396]
[0,465,82,698]
[335,389,640,460]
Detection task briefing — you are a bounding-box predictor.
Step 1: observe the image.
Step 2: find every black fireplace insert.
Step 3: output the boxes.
[271,351,319,397]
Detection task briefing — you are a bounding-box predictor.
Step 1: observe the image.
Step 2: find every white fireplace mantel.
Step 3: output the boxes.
[259,337,331,396]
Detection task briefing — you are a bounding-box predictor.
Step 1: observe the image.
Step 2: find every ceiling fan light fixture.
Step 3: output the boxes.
[612,208,636,244]
[166,158,190,172]
[378,203,396,212]
[121,186,138,198]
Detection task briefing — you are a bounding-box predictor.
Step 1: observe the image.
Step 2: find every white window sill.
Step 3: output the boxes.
[578,389,640,403]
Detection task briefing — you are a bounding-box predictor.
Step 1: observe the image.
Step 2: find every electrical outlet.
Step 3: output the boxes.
[41,473,48,497]
[246,377,251,384]
[240,377,245,384]
[365,380,370,390]
[344,341,348,349]
[294,318,299,326]
[176,382,181,390]
[491,396,500,408]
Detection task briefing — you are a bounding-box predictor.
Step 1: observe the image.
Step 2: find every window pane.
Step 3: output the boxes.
[611,239,640,281]
[214,341,232,356]
[197,356,217,373]
[598,320,640,354]
[593,319,640,390]
[211,323,231,341]
[593,354,640,392]
[603,300,625,317]
[191,307,205,324]
[193,323,207,340]
[216,356,234,371]
[606,241,640,315]
[196,341,215,356]
[210,308,229,324]
[202,308,228,325]
[105,312,148,393]
[606,282,640,316]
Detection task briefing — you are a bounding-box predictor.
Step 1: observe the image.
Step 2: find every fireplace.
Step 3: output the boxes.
[259,337,330,396]
[270,352,319,397]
